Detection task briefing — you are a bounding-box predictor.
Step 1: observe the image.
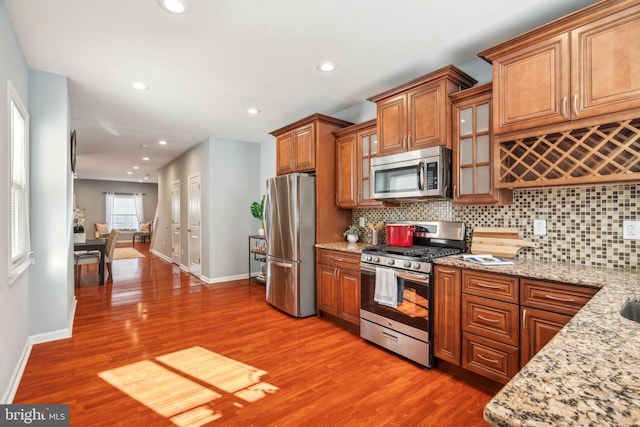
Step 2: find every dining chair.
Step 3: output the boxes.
[74,229,119,286]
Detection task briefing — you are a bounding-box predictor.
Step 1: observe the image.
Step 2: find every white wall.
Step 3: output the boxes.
[0,0,30,403]
[28,70,74,337]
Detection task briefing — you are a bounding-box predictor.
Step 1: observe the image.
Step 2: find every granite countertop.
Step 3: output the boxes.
[435,256,640,426]
[315,242,368,254]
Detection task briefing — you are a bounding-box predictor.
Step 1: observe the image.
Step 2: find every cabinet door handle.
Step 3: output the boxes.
[477,353,499,364]
[522,309,527,330]
[476,282,501,290]
[334,257,344,262]
[544,294,576,303]
[562,96,568,119]
[478,315,500,324]
[573,94,579,117]
[402,135,407,150]
[407,134,411,147]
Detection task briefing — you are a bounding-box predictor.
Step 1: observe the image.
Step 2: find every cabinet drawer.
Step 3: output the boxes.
[462,270,519,303]
[520,279,598,315]
[462,332,519,384]
[461,295,519,346]
[317,249,360,270]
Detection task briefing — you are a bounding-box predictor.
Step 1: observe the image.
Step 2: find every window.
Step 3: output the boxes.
[105,193,144,231]
[8,81,31,282]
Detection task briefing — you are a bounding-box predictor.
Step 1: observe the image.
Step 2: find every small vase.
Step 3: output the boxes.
[74,232,86,243]
[347,234,359,243]
[258,228,265,236]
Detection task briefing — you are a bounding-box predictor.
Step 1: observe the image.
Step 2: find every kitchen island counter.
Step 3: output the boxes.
[435,257,640,426]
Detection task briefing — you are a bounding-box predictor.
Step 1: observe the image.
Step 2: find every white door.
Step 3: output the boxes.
[188,174,201,276]
[171,180,181,265]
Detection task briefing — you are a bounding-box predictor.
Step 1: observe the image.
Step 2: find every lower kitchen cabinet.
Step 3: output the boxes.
[433,265,598,383]
[520,306,571,367]
[433,266,461,364]
[316,249,361,326]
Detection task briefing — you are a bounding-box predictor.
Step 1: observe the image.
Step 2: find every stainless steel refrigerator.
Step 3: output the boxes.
[264,173,316,317]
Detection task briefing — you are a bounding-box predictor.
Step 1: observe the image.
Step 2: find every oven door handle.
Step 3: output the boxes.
[360,264,429,284]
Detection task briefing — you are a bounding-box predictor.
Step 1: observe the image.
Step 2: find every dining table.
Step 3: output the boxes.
[74,239,106,285]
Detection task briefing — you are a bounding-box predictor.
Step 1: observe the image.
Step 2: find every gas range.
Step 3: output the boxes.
[361,245,463,274]
[360,220,466,274]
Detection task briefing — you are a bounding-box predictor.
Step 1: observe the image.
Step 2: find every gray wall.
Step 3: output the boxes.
[74,179,158,238]
[156,137,261,282]
[0,0,30,403]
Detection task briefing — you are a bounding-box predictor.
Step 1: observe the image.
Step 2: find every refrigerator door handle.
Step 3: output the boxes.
[270,259,293,269]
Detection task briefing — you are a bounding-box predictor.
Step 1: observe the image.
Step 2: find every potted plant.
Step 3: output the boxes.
[251,195,265,235]
[343,225,362,243]
[73,207,86,243]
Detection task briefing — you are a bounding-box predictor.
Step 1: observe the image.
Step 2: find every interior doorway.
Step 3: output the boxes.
[171,180,181,266]
[188,173,201,276]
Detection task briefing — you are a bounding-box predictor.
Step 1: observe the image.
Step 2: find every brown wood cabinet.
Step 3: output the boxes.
[368,65,476,155]
[270,114,353,244]
[334,120,384,208]
[450,83,512,205]
[520,278,598,366]
[480,2,640,136]
[433,265,462,365]
[433,266,598,383]
[316,249,361,326]
[460,270,520,383]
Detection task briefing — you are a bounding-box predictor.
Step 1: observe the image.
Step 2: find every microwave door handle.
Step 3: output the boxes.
[417,162,425,191]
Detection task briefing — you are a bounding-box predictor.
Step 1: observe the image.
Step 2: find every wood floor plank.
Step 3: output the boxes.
[14,242,494,426]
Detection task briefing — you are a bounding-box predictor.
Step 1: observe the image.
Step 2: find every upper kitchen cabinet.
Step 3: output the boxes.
[271,114,352,175]
[334,120,384,208]
[480,1,640,136]
[450,83,512,205]
[367,65,477,155]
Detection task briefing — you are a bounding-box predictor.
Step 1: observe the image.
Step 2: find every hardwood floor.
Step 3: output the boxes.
[14,242,494,426]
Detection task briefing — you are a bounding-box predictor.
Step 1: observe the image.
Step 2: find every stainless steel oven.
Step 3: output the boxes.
[359,220,466,368]
[360,264,433,367]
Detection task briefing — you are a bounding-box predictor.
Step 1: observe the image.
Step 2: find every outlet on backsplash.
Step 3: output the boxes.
[623,220,640,240]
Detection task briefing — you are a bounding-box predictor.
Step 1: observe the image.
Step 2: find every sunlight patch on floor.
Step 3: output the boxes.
[98,360,220,418]
[157,346,274,396]
[98,346,278,426]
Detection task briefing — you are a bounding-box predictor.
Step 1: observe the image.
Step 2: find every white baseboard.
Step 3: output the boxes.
[1,340,32,404]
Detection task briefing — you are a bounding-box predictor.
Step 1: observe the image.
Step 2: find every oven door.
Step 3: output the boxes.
[360,264,432,334]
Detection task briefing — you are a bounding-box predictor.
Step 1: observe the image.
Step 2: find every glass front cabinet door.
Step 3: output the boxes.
[451,83,512,205]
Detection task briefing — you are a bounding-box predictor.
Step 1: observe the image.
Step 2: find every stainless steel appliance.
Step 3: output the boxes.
[264,173,316,317]
[370,146,451,201]
[360,220,466,367]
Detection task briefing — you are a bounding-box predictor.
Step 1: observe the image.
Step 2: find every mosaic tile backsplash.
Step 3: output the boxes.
[353,183,638,271]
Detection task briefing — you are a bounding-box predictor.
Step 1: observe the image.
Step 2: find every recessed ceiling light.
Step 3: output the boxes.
[142,157,150,161]
[158,140,168,145]
[127,171,133,175]
[144,176,149,180]
[131,81,149,91]
[158,0,190,14]
[247,108,260,115]
[317,62,336,72]
[133,166,140,170]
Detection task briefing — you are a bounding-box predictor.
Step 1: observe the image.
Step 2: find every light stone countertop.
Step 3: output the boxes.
[315,242,368,254]
[434,256,640,426]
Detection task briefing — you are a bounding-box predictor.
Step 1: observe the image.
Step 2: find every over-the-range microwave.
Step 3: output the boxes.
[370,146,451,201]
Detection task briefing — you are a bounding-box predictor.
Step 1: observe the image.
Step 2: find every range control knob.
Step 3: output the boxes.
[412,262,421,269]
[404,261,412,268]
[387,259,395,266]
[373,257,380,263]
[365,255,373,262]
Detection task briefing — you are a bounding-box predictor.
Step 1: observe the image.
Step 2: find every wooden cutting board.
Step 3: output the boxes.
[470,227,539,258]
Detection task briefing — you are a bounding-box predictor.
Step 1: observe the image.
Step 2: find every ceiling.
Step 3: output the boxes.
[5,0,599,183]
